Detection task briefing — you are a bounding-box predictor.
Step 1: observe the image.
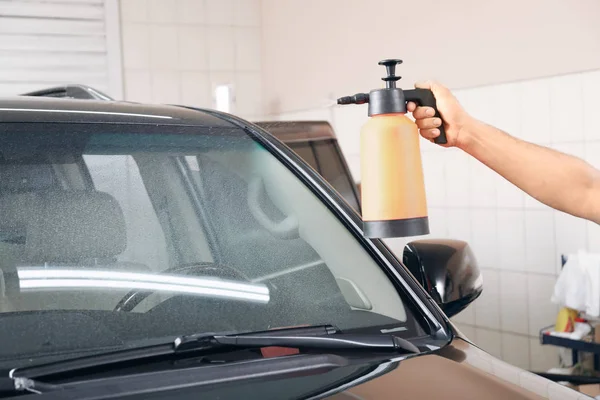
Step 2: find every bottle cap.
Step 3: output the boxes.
[368,59,407,116]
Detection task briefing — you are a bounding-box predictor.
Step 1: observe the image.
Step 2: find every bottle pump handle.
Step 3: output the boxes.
[404,89,448,145]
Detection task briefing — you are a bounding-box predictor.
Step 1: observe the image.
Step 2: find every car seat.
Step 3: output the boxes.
[0,190,151,312]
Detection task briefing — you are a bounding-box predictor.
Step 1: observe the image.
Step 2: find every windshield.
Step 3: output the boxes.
[0,122,423,369]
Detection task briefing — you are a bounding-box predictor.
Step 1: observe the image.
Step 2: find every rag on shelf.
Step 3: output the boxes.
[551,250,600,317]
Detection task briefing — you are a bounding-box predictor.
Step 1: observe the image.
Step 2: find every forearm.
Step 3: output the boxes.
[458,119,600,223]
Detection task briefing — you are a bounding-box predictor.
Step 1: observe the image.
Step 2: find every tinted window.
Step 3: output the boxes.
[312,140,360,212]
[287,142,319,170]
[287,140,360,212]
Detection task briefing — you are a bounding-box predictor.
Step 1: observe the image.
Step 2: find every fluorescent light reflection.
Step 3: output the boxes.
[17,268,270,304]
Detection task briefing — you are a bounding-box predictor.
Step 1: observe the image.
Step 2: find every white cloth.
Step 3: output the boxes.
[551,250,600,317]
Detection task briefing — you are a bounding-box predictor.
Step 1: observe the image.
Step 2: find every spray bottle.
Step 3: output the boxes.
[337,59,447,239]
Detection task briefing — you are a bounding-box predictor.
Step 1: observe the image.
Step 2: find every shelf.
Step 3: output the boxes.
[540,325,600,354]
[540,324,600,372]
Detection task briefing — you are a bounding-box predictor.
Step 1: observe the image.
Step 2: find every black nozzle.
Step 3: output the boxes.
[337,59,405,116]
[337,93,369,105]
[378,59,402,88]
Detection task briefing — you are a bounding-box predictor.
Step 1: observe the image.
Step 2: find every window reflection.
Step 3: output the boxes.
[17,268,270,304]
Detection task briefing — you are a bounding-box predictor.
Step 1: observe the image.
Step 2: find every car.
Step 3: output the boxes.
[0,85,585,399]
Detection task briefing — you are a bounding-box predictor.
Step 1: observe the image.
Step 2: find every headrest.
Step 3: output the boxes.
[0,191,126,263]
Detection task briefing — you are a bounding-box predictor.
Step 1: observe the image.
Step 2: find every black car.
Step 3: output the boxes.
[0,86,585,399]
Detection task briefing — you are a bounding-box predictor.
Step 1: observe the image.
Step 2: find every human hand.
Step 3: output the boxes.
[407,81,472,148]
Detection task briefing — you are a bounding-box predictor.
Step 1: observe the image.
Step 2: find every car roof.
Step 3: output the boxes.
[0,96,236,128]
[253,121,336,143]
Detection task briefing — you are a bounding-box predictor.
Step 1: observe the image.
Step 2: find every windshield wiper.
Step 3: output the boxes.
[9,324,419,387]
[175,330,420,353]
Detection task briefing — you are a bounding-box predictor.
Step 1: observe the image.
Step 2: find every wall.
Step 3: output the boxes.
[119,0,262,119]
[261,0,600,116]
[272,68,600,371]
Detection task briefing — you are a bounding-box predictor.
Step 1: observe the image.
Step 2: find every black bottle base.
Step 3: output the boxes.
[363,217,430,238]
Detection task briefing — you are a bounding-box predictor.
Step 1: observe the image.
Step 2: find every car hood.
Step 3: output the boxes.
[319,338,586,400]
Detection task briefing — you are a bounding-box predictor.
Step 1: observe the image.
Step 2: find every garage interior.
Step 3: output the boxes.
[1,0,600,395]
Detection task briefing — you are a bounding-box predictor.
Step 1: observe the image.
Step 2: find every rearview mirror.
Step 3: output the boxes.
[402,239,482,318]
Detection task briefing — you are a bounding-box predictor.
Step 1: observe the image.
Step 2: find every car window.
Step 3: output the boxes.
[287,140,360,213]
[0,124,422,369]
[312,140,360,212]
[286,142,319,171]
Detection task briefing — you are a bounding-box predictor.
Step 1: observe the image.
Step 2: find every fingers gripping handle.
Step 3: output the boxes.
[404,88,448,144]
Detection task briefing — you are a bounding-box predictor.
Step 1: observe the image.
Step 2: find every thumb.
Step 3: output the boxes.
[414,80,433,90]
[416,80,451,99]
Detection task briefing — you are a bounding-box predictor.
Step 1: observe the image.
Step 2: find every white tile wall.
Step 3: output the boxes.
[554,211,588,273]
[151,71,180,103]
[470,209,498,269]
[446,208,471,242]
[583,71,600,141]
[148,0,177,23]
[474,269,500,329]
[121,24,150,69]
[177,0,205,24]
[207,26,235,70]
[180,71,211,106]
[530,338,560,371]
[500,271,529,335]
[469,158,497,208]
[234,27,261,71]
[475,327,502,359]
[527,275,559,337]
[519,80,551,144]
[428,207,448,238]
[497,210,526,271]
[524,210,556,275]
[124,70,151,102]
[120,0,263,119]
[496,176,525,209]
[445,150,471,207]
[502,333,530,370]
[178,27,208,70]
[120,0,148,23]
[233,0,261,27]
[206,0,235,25]
[491,83,521,137]
[550,74,584,144]
[422,152,447,207]
[150,26,179,69]
[235,71,262,116]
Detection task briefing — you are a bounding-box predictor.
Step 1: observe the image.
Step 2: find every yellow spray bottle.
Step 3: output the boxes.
[337,59,447,238]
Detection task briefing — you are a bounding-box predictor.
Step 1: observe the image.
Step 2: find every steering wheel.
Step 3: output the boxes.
[113,262,254,312]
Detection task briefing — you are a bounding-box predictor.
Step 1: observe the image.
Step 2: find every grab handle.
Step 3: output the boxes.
[248,176,299,240]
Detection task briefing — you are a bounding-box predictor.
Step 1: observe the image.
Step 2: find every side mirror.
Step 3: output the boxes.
[402,239,482,318]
